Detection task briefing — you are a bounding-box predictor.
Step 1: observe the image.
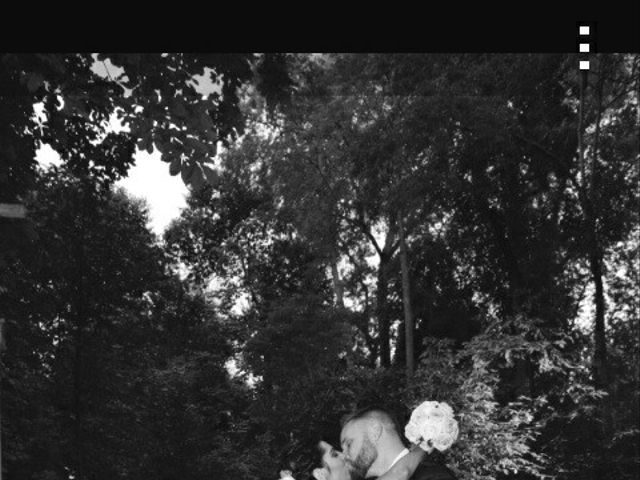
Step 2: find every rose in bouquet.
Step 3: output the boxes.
[404,401,459,453]
[280,470,295,480]
[312,467,329,480]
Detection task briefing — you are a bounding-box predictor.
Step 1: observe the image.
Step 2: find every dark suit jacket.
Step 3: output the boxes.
[409,461,457,480]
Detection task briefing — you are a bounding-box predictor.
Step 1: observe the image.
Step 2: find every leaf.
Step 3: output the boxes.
[190,165,206,191]
[171,99,188,118]
[136,136,150,153]
[204,127,218,144]
[181,161,196,184]
[169,158,181,176]
[202,165,220,187]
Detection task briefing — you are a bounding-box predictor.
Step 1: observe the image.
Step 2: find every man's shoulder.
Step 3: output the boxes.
[409,460,457,480]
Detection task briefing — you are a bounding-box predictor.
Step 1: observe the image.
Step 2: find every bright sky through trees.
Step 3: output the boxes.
[36,143,188,235]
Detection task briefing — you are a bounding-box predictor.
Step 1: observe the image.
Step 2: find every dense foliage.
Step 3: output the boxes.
[1,53,638,480]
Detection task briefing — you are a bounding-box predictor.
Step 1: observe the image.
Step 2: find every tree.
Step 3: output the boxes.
[5,53,638,480]
[1,166,251,479]
[574,54,639,390]
[0,53,292,289]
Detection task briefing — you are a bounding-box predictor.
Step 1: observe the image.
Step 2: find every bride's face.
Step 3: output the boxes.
[318,441,351,480]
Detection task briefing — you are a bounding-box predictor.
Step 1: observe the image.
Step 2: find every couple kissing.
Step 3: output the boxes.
[313,406,457,480]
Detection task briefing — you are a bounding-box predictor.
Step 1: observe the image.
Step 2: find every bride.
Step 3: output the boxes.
[316,440,426,480]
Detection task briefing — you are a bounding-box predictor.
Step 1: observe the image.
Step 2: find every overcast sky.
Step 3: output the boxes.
[36,143,188,236]
[116,150,188,235]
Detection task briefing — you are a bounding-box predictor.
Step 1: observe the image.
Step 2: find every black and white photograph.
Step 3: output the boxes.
[1,20,639,480]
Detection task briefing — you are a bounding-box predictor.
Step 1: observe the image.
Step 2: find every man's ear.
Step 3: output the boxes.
[368,420,383,443]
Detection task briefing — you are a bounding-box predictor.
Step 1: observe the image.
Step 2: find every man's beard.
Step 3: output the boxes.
[346,437,378,479]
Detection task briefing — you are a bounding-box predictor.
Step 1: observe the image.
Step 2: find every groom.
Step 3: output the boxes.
[338,407,456,480]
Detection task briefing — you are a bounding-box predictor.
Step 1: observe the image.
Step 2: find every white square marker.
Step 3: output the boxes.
[580,43,590,53]
[580,26,590,35]
[580,60,590,70]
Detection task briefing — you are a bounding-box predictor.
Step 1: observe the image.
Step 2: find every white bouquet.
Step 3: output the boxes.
[280,470,295,480]
[404,401,459,453]
[312,467,329,480]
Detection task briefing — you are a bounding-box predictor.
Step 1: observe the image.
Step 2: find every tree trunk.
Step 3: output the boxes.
[356,278,378,366]
[72,254,86,479]
[71,178,92,480]
[578,60,608,390]
[397,211,415,379]
[330,251,345,309]
[72,317,84,478]
[376,258,391,368]
[578,59,612,480]
[395,319,405,366]
[589,61,608,390]
[591,248,608,388]
[376,221,398,369]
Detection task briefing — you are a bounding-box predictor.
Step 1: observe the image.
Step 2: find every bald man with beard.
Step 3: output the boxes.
[338,408,456,480]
